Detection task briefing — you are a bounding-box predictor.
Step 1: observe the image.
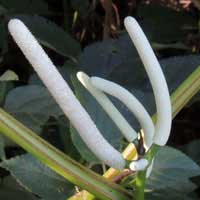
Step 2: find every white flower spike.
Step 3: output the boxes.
[8,19,125,170]
[91,77,155,149]
[77,71,138,142]
[124,17,172,146]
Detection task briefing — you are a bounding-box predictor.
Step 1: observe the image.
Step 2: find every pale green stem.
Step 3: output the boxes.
[134,144,160,200]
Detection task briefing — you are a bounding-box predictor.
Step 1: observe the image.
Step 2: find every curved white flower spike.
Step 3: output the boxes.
[124,17,172,146]
[91,77,154,149]
[77,71,138,142]
[8,19,125,170]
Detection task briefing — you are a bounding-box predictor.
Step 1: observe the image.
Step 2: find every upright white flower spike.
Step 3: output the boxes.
[91,77,155,149]
[124,17,172,146]
[77,71,138,142]
[8,19,126,170]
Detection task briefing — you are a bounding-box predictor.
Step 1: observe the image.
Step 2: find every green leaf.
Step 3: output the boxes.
[146,188,196,200]
[79,35,138,77]
[57,115,81,160]
[15,15,81,58]
[181,140,200,166]
[138,5,197,43]
[70,76,123,163]
[0,81,15,106]
[131,55,200,117]
[0,70,18,81]
[0,176,38,200]
[0,81,15,151]
[70,126,98,163]
[4,85,62,133]
[79,35,148,91]
[39,115,81,161]
[146,146,200,199]
[0,154,75,200]
[0,0,49,14]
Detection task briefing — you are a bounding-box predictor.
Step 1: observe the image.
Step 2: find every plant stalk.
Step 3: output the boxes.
[134,144,160,200]
[134,171,146,200]
[0,108,131,200]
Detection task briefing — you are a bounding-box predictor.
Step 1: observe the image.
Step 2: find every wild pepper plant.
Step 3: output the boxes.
[0,4,200,200]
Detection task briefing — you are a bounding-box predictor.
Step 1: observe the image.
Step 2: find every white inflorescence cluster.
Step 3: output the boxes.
[77,17,171,171]
[8,16,171,172]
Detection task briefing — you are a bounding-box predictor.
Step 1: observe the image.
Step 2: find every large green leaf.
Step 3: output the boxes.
[138,5,197,43]
[14,15,81,58]
[4,85,62,133]
[146,146,200,199]
[70,76,123,163]
[0,154,75,200]
[57,115,81,160]
[79,34,148,92]
[0,176,37,200]
[0,81,15,107]
[181,140,200,166]
[38,115,81,161]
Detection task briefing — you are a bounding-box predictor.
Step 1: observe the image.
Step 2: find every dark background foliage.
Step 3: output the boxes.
[0,0,199,199]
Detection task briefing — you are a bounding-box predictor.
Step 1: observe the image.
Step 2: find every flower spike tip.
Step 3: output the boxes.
[77,71,138,142]
[124,16,172,146]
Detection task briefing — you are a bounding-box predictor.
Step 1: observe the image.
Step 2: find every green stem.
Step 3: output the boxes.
[0,108,131,200]
[135,144,160,200]
[134,171,146,200]
[171,66,200,118]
